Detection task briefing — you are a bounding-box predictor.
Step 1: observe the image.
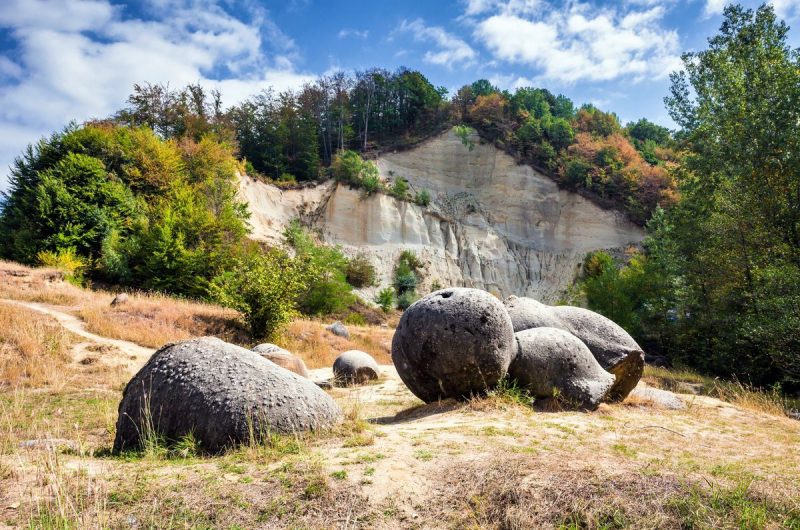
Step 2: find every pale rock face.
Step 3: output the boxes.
[238,128,644,301]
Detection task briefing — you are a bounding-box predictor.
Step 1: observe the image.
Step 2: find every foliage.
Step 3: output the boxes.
[396,290,418,310]
[37,248,87,286]
[388,177,409,200]
[393,250,422,310]
[0,123,249,299]
[331,150,383,194]
[345,253,377,288]
[283,221,355,315]
[414,189,432,207]
[454,125,476,151]
[209,248,306,339]
[375,287,395,312]
[579,4,800,390]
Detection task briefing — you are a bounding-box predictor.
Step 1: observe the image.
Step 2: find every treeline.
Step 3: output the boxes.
[114,68,677,222]
[579,5,800,392]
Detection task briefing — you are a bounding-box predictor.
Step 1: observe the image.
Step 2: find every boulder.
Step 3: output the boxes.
[333,350,380,385]
[252,343,309,378]
[110,293,129,307]
[503,296,644,401]
[510,327,615,410]
[113,337,341,453]
[629,384,685,410]
[392,288,515,403]
[326,321,350,339]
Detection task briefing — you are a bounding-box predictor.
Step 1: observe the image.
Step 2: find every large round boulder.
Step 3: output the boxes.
[510,327,615,410]
[503,296,644,401]
[113,337,341,453]
[392,288,515,403]
[252,343,309,378]
[333,350,380,385]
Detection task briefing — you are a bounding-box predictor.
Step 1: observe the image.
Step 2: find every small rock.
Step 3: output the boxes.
[333,350,380,385]
[629,384,686,410]
[326,321,350,339]
[789,410,800,421]
[110,293,129,307]
[252,343,309,378]
[19,438,78,451]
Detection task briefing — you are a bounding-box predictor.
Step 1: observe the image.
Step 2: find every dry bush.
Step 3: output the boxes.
[78,293,247,349]
[277,320,393,369]
[0,303,73,387]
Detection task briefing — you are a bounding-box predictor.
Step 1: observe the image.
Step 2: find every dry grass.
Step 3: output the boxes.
[277,319,393,369]
[78,293,246,349]
[0,302,74,388]
[0,260,89,306]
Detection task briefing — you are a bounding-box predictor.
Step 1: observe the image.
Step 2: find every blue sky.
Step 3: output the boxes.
[2,0,800,190]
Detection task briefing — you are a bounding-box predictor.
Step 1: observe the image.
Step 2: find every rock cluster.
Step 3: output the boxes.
[113,337,340,453]
[392,288,645,409]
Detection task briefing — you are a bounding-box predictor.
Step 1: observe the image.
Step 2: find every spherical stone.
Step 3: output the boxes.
[252,343,310,378]
[113,337,341,454]
[391,288,515,403]
[503,296,644,401]
[509,327,615,410]
[332,350,380,385]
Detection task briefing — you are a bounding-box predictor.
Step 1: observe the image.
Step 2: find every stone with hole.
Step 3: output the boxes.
[510,327,615,410]
[113,337,341,453]
[503,296,644,401]
[392,288,515,403]
[333,350,380,385]
[252,343,309,378]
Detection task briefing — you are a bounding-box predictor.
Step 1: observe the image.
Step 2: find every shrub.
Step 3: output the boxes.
[398,250,422,271]
[346,253,377,288]
[414,189,431,207]
[331,150,383,194]
[37,248,86,286]
[209,248,306,340]
[393,261,417,294]
[375,287,395,312]
[397,290,419,310]
[454,125,476,150]
[389,177,409,200]
[344,312,367,326]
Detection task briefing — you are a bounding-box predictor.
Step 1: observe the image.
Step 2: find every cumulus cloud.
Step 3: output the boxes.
[395,19,477,69]
[472,1,681,84]
[0,0,314,190]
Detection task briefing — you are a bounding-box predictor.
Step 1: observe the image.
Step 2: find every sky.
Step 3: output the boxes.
[2,0,800,191]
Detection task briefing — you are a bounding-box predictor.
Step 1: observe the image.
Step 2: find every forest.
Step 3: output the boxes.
[0,4,797,391]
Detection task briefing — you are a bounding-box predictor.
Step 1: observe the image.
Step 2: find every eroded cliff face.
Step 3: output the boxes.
[238,128,644,302]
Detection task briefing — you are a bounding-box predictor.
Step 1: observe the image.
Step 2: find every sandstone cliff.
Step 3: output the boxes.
[238,128,644,302]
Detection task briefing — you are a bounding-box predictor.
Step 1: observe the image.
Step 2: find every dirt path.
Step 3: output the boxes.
[0,298,155,373]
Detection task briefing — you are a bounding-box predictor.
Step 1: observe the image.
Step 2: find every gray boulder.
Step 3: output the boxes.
[326,321,350,339]
[110,293,129,306]
[629,384,685,410]
[510,327,615,410]
[333,350,380,385]
[113,337,341,453]
[252,343,309,378]
[392,288,515,403]
[503,296,644,401]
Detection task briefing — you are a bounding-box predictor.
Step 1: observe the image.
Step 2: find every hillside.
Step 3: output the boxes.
[1,261,799,529]
[240,127,644,302]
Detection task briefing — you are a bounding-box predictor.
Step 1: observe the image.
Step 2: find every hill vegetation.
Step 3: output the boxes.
[0,3,798,394]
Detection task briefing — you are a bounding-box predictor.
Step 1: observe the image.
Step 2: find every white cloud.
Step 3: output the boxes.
[0,0,315,190]
[338,28,369,39]
[473,2,681,84]
[463,0,541,16]
[395,19,477,69]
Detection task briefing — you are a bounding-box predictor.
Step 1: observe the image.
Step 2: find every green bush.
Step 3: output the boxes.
[209,248,306,340]
[284,221,355,315]
[375,287,395,312]
[414,189,431,207]
[331,150,383,194]
[398,250,422,271]
[389,177,409,200]
[345,253,376,288]
[37,248,87,285]
[397,290,419,310]
[343,312,367,326]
